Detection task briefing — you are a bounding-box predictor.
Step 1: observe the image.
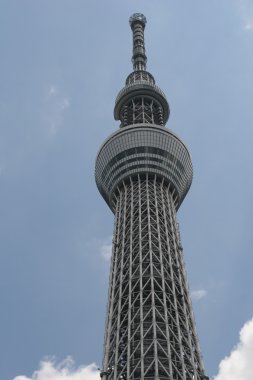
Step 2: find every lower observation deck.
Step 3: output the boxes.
[95,124,193,212]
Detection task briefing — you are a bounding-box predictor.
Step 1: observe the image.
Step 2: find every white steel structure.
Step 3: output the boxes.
[96,14,209,380]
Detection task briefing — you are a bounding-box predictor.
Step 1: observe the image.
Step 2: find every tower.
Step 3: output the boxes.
[96,14,208,380]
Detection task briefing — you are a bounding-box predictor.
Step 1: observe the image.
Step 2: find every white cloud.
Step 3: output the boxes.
[44,84,70,137]
[244,21,253,30]
[100,238,112,261]
[239,0,253,31]
[82,236,113,261]
[191,289,207,301]
[48,85,57,97]
[12,358,99,380]
[214,317,253,380]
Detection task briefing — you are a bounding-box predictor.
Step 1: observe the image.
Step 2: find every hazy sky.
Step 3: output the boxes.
[1,1,253,379]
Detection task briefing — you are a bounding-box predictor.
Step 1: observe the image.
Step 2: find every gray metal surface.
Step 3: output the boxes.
[96,12,209,380]
[129,13,147,71]
[102,176,205,380]
[95,124,193,211]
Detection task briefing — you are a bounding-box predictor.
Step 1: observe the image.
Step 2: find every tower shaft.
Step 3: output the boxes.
[103,176,204,380]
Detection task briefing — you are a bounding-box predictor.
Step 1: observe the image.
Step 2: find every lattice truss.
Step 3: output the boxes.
[102,176,205,380]
[121,97,164,127]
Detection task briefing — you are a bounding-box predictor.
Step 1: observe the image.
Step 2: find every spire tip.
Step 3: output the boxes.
[129,13,147,29]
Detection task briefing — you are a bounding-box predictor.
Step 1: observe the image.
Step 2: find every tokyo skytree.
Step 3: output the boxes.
[95,13,209,380]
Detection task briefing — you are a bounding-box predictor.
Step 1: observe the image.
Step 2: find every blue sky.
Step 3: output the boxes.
[1,1,253,379]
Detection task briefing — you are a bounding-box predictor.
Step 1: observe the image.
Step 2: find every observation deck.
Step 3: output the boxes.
[95,124,193,212]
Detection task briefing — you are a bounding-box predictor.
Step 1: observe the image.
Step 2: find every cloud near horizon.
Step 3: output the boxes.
[214,317,253,380]
[12,317,253,380]
[12,358,99,380]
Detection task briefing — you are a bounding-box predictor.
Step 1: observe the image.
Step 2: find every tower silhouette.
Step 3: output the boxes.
[96,13,209,380]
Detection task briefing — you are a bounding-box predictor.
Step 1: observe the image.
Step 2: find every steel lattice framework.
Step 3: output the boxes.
[95,13,209,380]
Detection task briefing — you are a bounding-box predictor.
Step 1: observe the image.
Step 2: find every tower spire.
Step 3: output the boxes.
[114,14,170,127]
[129,13,147,71]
